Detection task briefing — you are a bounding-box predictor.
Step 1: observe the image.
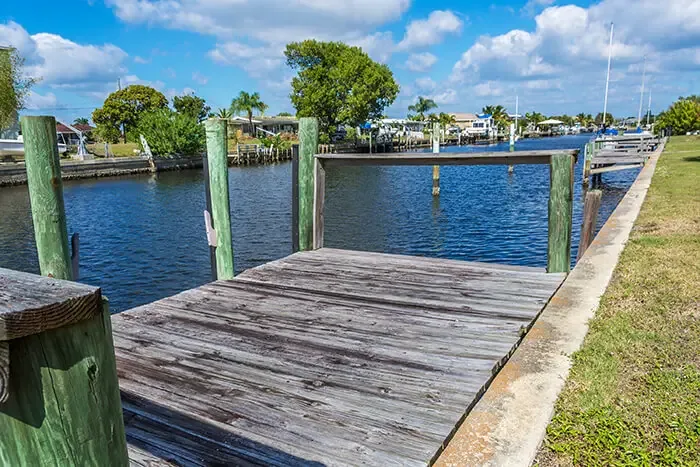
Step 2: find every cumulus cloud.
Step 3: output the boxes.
[405,52,437,72]
[0,21,129,93]
[192,71,209,85]
[208,42,285,77]
[25,91,58,110]
[397,10,463,50]
[348,32,395,63]
[415,77,437,91]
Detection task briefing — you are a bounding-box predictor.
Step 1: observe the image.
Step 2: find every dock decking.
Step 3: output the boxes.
[114,248,565,466]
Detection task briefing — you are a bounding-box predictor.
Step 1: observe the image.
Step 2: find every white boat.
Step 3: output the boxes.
[0,135,67,158]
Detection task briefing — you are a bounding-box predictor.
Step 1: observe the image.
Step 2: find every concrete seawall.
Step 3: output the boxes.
[0,156,203,186]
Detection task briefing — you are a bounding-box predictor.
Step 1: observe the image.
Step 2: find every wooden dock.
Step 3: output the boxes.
[114,248,565,466]
[583,135,663,182]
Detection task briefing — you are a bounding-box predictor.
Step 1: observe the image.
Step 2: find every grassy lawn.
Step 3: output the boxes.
[536,136,700,466]
[87,142,140,157]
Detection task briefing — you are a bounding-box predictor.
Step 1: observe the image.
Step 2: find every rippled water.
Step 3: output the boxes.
[0,134,638,312]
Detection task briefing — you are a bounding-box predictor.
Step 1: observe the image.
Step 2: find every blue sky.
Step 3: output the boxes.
[2,0,699,123]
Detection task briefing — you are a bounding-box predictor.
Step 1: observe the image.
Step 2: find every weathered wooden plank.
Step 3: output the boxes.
[590,163,644,175]
[312,158,325,249]
[547,153,574,273]
[577,190,602,261]
[317,150,577,168]
[298,118,318,251]
[204,118,234,280]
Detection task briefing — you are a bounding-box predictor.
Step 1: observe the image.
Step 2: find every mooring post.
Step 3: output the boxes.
[576,189,602,261]
[298,117,319,251]
[204,118,234,280]
[0,116,129,465]
[432,122,440,196]
[582,142,591,185]
[291,144,300,252]
[547,152,574,273]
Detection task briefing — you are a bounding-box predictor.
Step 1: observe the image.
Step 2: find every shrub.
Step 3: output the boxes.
[137,109,205,157]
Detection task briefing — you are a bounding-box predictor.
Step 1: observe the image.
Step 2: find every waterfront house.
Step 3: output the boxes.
[56,122,94,146]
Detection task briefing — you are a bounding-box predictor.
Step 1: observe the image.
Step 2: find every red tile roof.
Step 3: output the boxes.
[56,123,94,134]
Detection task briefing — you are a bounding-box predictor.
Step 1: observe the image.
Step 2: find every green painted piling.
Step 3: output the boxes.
[432,122,440,196]
[21,116,72,280]
[298,118,319,251]
[2,117,129,466]
[205,118,234,279]
[547,153,574,273]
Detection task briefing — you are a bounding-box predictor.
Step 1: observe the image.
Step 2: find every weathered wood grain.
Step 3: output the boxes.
[547,153,574,273]
[317,150,577,168]
[298,118,319,251]
[312,157,325,250]
[115,248,564,466]
[204,118,234,280]
[576,190,602,261]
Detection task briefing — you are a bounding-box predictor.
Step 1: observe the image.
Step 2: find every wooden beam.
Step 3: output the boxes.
[590,163,644,175]
[291,145,300,253]
[317,150,577,168]
[205,118,234,280]
[313,158,326,249]
[21,116,72,280]
[576,190,602,261]
[432,122,440,196]
[547,153,574,273]
[298,118,319,251]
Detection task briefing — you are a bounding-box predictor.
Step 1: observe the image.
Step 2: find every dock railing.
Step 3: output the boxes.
[293,117,578,274]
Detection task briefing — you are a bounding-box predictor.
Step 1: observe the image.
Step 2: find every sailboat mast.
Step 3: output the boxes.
[602,22,614,127]
[637,56,646,127]
[646,89,652,127]
[515,95,519,132]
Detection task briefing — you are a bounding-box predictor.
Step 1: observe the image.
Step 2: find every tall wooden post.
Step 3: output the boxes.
[432,122,440,196]
[298,118,319,251]
[22,116,72,280]
[576,189,602,261]
[1,116,129,465]
[205,118,234,280]
[547,153,574,273]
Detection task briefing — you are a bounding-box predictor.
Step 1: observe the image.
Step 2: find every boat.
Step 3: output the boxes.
[0,135,67,159]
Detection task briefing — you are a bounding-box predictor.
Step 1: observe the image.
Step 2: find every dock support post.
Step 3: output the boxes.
[298,117,319,251]
[576,189,602,261]
[432,122,440,196]
[547,152,574,273]
[1,116,129,465]
[205,118,234,280]
[313,157,325,249]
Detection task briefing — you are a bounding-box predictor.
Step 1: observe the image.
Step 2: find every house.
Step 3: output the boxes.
[55,123,94,146]
[450,113,479,131]
[449,113,496,137]
[259,117,298,135]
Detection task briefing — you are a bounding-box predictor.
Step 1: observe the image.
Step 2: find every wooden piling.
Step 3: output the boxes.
[313,157,326,249]
[22,116,73,280]
[2,116,128,465]
[204,118,234,280]
[547,153,574,273]
[432,122,440,196]
[576,189,602,261]
[298,118,319,251]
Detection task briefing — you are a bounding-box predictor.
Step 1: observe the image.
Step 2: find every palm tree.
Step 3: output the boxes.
[216,108,233,119]
[482,105,509,131]
[230,91,268,133]
[73,117,89,125]
[438,112,456,127]
[408,97,438,121]
[575,113,587,125]
[525,111,545,127]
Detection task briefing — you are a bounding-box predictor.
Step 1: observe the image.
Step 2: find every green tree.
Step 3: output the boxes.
[0,47,37,133]
[277,111,293,117]
[137,109,205,157]
[73,117,89,125]
[594,112,614,126]
[482,105,509,131]
[655,97,700,134]
[408,96,438,121]
[438,112,456,127]
[285,40,399,141]
[92,85,168,143]
[173,93,210,122]
[214,108,233,119]
[230,91,268,132]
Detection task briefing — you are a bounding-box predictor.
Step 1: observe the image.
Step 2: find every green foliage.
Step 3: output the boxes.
[230,91,268,129]
[285,39,399,140]
[0,48,37,132]
[136,109,205,157]
[525,111,545,127]
[655,96,700,135]
[408,97,438,121]
[172,93,210,122]
[438,112,456,127]
[482,105,509,131]
[73,117,90,125]
[595,112,614,125]
[259,133,292,151]
[215,108,233,119]
[277,112,293,117]
[92,85,168,143]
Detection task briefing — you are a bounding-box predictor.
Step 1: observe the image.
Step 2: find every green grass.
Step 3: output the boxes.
[87,142,140,158]
[536,136,700,466]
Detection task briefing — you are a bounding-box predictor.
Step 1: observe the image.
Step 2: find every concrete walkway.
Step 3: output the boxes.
[434,142,665,466]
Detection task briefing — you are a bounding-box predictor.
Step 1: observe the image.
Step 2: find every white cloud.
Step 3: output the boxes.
[405,52,437,72]
[398,10,463,50]
[521,0,557,16]
[208,42,284,77]
[349,32,395,63]
[427,88,458,105]
[0,21,129,93]
[192,71,209,85]
[25,91,58,109]
[134,55,150,64]
[415,77,437,91]
[473,82,504,97]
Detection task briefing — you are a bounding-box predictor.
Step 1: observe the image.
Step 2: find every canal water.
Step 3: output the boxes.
[0,134,638,312]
